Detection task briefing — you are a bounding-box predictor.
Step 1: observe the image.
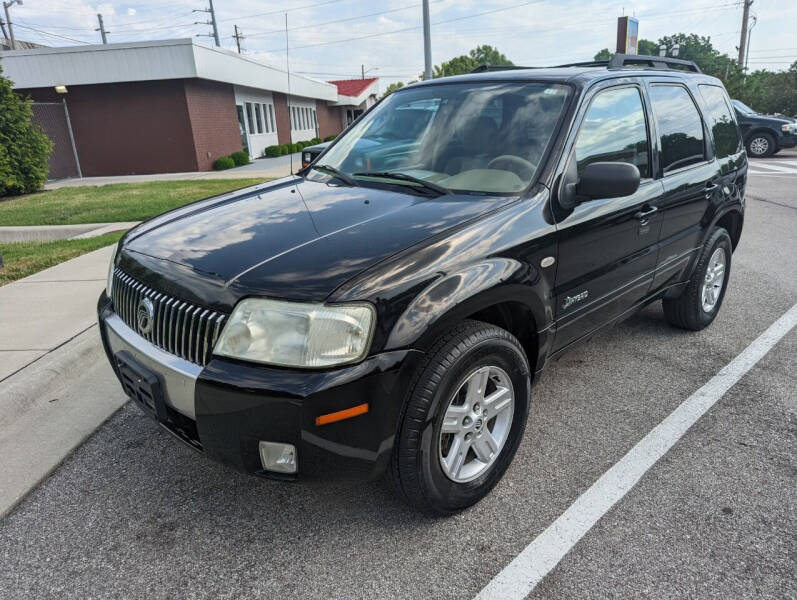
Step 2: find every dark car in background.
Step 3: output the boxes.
[98,54,745,515]
[732,99,797,157]
[301,141,331,168]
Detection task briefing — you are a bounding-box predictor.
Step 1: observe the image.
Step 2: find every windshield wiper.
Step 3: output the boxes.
[313,164,358,187]
[353,171,451,196]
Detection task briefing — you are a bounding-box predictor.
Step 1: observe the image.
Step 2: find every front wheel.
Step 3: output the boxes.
[663,227,732,331]
[746,132,776,158]
[390,321,531,515]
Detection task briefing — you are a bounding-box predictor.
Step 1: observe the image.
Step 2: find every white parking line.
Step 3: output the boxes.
[476,302,797,600]
[750,162,797,174]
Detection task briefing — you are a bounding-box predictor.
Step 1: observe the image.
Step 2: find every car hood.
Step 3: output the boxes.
[119,176,516,310]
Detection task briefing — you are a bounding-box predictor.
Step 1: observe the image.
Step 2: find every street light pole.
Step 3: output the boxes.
[422,0,432,80]
[3,0,22,51]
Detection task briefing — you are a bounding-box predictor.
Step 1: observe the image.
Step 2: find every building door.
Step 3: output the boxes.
[236,105,250,154]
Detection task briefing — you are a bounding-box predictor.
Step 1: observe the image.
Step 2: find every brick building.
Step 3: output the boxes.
[0,39,379,178]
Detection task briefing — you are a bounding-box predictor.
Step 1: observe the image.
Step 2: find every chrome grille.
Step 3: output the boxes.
[111,268,227,366]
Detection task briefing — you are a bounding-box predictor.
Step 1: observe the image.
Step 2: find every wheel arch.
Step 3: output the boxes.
[385,259,551,374]
[714,208,744,250]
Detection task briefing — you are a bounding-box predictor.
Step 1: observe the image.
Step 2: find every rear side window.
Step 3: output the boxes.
[574,86,650,178]
[698,84,742,158]
[649,85,705,173]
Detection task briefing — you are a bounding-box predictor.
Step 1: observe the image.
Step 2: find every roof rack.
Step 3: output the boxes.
[470,64,534,73]
[555,54,701,73]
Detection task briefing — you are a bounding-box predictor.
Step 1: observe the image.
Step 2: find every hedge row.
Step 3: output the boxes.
[213,150,250,170]
[262,136,334,158]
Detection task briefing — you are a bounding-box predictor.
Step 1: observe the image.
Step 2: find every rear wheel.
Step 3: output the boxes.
[390,321,531,515]
[663,227,732,331]
[747,132,776,158]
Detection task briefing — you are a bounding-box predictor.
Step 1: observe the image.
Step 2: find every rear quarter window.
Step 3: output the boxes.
[698,84,743,158]
[649,84,706,174]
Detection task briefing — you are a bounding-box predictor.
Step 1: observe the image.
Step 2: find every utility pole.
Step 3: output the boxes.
[744,15,757,72]
[233,25,243,53]
[193,0,220,47]
[0,14,9,40]
[737,0,753,67]
[95,13,109,44]
[361,64,365,79]
[422,0,432,80]
[2,0,22,51]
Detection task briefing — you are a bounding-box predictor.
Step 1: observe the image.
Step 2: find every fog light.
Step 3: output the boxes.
[259,441,297,474]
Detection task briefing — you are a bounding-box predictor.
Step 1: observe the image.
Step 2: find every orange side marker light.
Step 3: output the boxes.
[315,403,369,426]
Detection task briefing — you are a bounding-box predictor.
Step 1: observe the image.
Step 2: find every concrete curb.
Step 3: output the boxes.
[0,326,127,518]
[0,222,138,243]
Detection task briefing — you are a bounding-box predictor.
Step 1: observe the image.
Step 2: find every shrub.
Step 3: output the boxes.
[279,144,290,155]
[323,135,337,142]
[0,64,53,196]
[310,137,322,145]
[289,143,299,153]
[213,156,235,170]
[264,145,281,158]
[230,150,249,166]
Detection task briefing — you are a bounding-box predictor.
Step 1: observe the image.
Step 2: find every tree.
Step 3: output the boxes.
[433,45,513,78]
[594,48,612,61]
[0,63,52,196]
[383,81,405,96]
[595,39,658,61]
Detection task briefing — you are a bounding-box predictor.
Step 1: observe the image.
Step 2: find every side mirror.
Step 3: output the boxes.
[576,162,640,200]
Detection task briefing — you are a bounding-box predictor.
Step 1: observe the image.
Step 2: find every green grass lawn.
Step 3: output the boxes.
[0,232,124,285]
[0,178,267,226]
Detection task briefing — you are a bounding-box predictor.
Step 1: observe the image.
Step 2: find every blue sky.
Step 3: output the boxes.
[5,0,796,91]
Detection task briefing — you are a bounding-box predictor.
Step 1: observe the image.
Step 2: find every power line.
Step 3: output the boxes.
[12,23,92,45]
[244,0,444,38]
[264,0,547,53]
[217,0,350,23]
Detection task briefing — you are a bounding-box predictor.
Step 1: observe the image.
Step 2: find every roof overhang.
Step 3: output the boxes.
[330,79,380,106]
[0,38,338,102]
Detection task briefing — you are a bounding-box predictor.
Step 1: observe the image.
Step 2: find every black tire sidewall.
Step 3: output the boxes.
[415,334,530,513]
[692,230,733,327]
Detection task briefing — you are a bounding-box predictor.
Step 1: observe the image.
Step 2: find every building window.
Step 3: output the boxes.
[245,102,255,134]
[254,104,263,134]
[313,109,317,129]
[291,106,297,129]
[267,104,275,132]
[303,107,308,129]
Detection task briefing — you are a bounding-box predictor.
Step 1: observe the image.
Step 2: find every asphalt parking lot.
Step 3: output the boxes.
[1,150,795,599]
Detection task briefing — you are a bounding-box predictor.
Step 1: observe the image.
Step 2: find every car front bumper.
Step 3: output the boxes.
[97,293,423,481]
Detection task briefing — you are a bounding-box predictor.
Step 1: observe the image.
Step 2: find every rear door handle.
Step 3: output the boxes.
[634,205,658,221]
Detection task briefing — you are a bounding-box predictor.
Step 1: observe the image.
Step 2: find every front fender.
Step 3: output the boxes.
[386,258,550,349]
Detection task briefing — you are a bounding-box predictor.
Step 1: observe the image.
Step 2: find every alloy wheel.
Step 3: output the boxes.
[438,365,515,483]
[701,247,726,313]
[749,136,769,156]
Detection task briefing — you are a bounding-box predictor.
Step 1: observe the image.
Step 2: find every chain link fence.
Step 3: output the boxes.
[30,101,81,180]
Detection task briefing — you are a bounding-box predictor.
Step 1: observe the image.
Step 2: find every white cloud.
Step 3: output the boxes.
[127,8,136,16]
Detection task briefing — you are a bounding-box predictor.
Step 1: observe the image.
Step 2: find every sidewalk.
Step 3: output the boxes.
[0,242,127,515]
[0,243,113,379]
[45,153,300,189]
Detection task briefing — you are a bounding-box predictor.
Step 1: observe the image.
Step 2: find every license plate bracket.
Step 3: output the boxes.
[115,350,169,423]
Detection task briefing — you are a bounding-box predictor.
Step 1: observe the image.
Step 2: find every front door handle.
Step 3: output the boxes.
[634,205,658,222]
[705,182,720,198]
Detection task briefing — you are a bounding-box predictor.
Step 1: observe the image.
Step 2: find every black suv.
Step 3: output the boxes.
[732,98,797,157]
[98,54,745,515]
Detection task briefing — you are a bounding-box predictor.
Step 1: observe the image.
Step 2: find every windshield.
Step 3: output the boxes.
[312,81,570,195]
[732,99,755,114]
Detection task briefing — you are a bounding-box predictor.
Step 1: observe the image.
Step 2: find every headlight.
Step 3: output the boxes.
[303,152,311,163]
[781,123,796,132]
[106,243,118,299]
[214,298,375,368]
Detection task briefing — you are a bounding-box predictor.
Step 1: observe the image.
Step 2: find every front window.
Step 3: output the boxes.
[731,99,755,115]
[313,81,570,195]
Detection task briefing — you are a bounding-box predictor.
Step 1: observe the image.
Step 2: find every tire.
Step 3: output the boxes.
[663,227,732,331]
[746,132,776,158]
[389,320,531,516]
